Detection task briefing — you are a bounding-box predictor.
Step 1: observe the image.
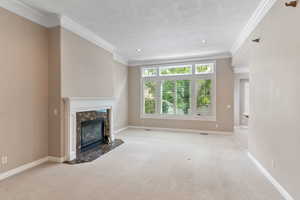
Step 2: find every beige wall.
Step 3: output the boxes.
[47,28,129,157]
[48,27,63,157]
[128,58,234,132]
[233,73,250,127]
[61,28,114,98]
[113,62,129,130]
[233,1,300,199]
[0,8,49,172]
[60,27,128,131]
[0,9,129,170]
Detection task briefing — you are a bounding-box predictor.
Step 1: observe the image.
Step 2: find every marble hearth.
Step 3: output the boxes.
[63,97,116,162]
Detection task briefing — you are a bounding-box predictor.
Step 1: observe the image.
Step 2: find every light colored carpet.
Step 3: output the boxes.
[0,128,282,200]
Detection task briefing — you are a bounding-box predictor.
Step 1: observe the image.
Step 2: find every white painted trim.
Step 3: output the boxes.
[140,114,217,121]
[60,16,129,65]
[0,0,59,27]
[63,97,115,161]
[233,67,250,74]
[63,97,116,101]
[231,0,278,54]
[0,1,229,66]
[247,152,295,200]
[113,53,129,66]
[234,73,249,127]
[140,61,217,120]
[128,52,231,67]
[114,126,129,134]
[48,156,65,163]
[0,1,129,63]
[60,16,115,53]
[0,157,49,181]
[128,126,232,135]
[234,126,249,131]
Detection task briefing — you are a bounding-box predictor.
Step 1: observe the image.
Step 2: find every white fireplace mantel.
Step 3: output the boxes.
[63,97,115,161]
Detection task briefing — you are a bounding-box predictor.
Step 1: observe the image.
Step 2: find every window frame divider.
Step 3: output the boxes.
[140,61,217,121]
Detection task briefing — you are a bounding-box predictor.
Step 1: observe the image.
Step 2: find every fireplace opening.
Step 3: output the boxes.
[63,108,124,165]
[80,118,105,152]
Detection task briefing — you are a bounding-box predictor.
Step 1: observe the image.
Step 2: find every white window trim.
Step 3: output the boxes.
[141,67,158,77]
[195,63,215,74]
[159,64,193,76]
[140,61,217,121]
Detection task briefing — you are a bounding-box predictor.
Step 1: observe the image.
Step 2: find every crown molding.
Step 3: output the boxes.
[233,67,250,74]
[113,53,129,66]
[231,0,278,55]
[60,16,116,53]
[0,0,128,64]
[0,0,59,27]
[60,16,129,65]
[128,52,232,67]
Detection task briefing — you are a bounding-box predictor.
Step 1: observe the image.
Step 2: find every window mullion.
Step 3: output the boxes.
[174,80,177,115]
[192,63,196,75]
[141,62,215,119]
[191,79,197,116]
[156,80,161,114]
[141,79,145,115]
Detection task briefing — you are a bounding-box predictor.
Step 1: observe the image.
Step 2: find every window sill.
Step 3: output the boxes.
[140,114,216,121]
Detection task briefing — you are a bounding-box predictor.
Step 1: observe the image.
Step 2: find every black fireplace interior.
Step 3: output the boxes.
[80,118,105,151]
[65,110,125,164]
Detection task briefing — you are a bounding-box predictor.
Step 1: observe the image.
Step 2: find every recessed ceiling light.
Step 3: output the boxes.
[202,40,207,44]
[136,49,142,53]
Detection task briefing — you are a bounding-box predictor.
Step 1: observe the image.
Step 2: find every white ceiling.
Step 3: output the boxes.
[21,0,261,62]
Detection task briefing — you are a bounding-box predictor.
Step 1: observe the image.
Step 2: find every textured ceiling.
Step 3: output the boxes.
[21,0,261,61]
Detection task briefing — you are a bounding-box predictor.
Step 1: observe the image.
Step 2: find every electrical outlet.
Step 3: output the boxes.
[2,156,8,165]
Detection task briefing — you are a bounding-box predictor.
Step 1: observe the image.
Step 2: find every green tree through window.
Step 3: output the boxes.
[197,80,212,113]
[161,80,191,115]
[176,80,191,114]
[144,81,156,114]
[195,64,213,74]
[160,66,192,76]
[162,80,175,114]
[142,63,215,118]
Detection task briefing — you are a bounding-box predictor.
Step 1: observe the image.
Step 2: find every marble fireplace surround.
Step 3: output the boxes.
[63,97,115,161]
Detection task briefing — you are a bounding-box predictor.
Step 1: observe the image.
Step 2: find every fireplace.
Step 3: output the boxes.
[80,118,105,151]
[76,110,109,157]
[64,97,124,163]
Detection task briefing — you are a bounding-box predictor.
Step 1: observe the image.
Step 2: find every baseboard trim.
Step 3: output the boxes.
[114,126,129,134]
[0,157,49,181]
[0,156,67,181]
[234,126,249,130]
[128,126,232,135]
[247,152,294,200]
[48,156,66,163]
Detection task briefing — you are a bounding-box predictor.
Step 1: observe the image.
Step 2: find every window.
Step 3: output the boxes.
[143,68,157,77]
[161,80,191,115]
[196,79,212,115]
[159,65,192,76]
[195,63,214,74]
[175,80,191,115]
[161,80,175,114]
[143,81,156,114]
[141,62,216,121]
